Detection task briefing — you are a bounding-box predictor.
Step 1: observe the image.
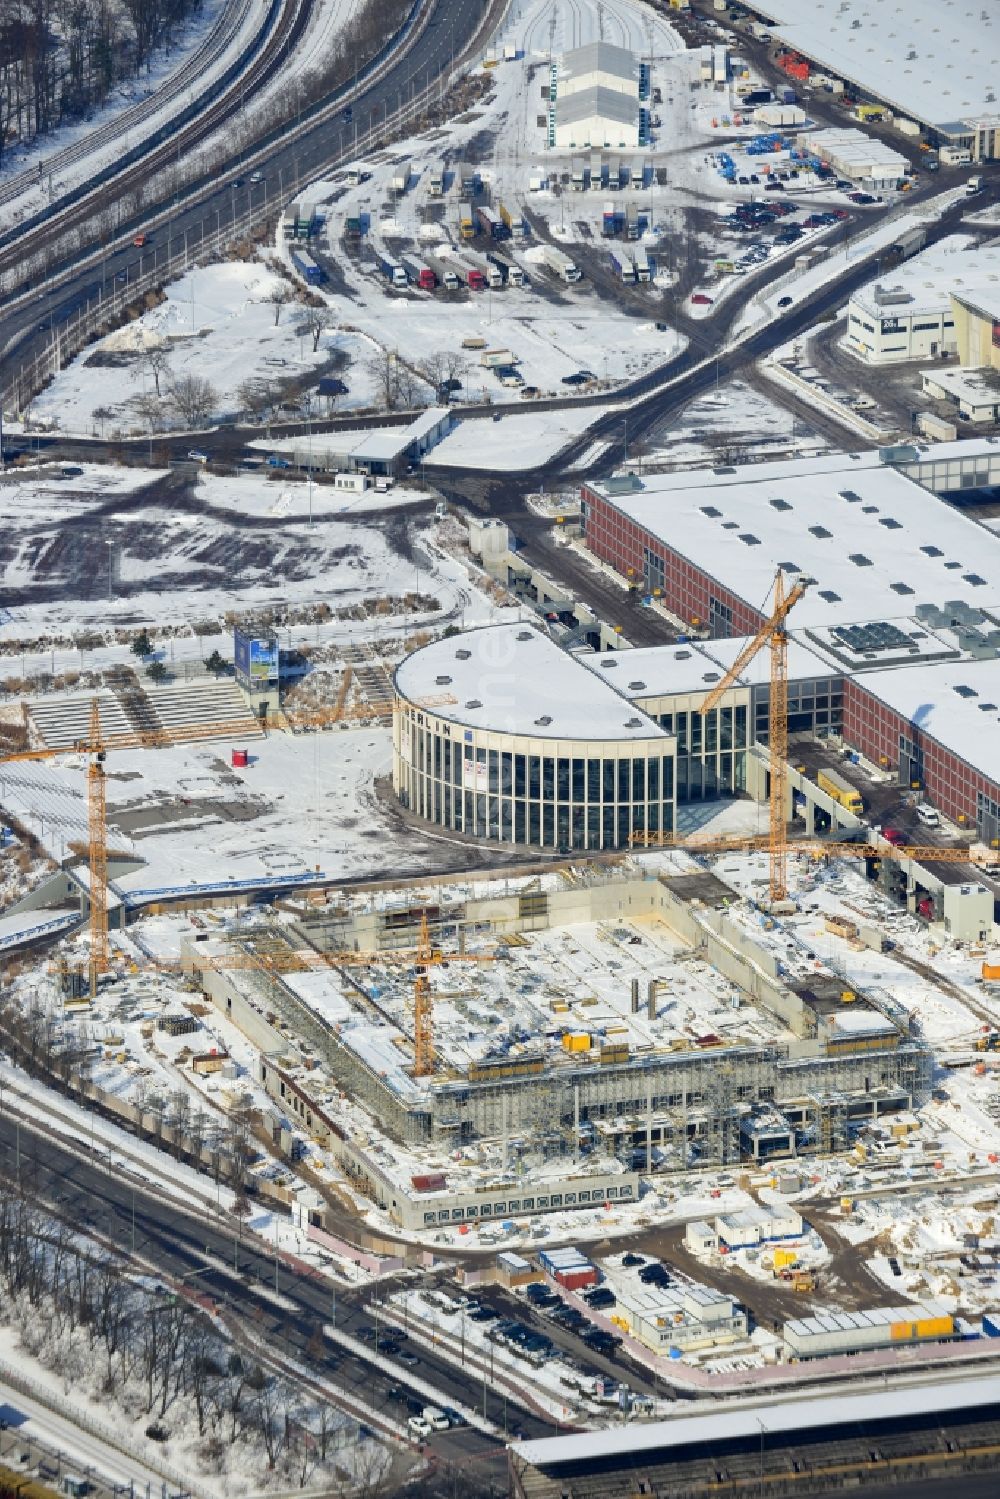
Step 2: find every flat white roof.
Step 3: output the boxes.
[748,0,1000,132]
[349,407,450,463]
[587,453,1000,632]
[513,1373,1000,1469]
[394,624,668,742]
[804,126,909,174]
[851,235,992,322]
[924,364,1000,409]
[561,40,636,85]
[580,635,837,699]
[858,656,1000,786]
[557,87,639,129]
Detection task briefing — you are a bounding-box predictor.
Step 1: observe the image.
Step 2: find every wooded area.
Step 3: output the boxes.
[0,0,207,166]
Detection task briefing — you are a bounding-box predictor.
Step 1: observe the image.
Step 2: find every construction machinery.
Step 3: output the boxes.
[195,912,494,1077]
[699,568,807,904]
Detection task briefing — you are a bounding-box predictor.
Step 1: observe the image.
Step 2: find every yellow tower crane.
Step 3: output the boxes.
[699,568,808,904]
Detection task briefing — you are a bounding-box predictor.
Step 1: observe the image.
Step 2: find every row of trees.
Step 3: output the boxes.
[0,1189,366,1487]
[0,0,209,168]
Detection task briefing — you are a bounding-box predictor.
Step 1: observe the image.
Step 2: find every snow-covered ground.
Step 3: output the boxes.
[28,263,347,436]
[0,463,494,643]
[429,403,615,470]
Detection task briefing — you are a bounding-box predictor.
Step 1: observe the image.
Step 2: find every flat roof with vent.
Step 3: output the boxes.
[579,636,837,700]
[744,2,1000,135]
[394,624,667,742]
[859,657,1000,785]
[586,449,1000,632]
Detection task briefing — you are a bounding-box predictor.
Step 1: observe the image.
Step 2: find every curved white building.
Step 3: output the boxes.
[393,624,675,851]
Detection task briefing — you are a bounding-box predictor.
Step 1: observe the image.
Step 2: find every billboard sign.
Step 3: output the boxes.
[234,628,279,683]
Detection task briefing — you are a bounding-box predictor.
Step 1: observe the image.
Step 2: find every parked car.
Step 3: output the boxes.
[187,450,209,463]
[883,828,906,846]
[408,1415,432,1438]
[691,293,713,305]
[778,295,793,307]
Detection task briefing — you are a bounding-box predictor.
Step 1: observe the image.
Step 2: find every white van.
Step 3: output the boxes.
[916,803,940,827]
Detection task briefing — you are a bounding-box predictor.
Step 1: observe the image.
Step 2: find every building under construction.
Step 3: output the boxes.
[185,861,931,1228]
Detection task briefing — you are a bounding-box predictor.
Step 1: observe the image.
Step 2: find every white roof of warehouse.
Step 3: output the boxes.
[587,456,1000,632]
[857,656,1000,785]
[348,407,450,463]
[556,87,639,130]
[804,126,908,175]
[581,636,837,700]
[513,1373,1000,1469]
[394,624,668,742]
[747,0,1000,132]
[561,40,636,86]
[851,235,995,321]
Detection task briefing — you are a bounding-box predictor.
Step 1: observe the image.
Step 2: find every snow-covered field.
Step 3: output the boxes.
[28,263,352,437]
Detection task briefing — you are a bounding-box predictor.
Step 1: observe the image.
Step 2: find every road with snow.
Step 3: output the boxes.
[0,1114,552,1493]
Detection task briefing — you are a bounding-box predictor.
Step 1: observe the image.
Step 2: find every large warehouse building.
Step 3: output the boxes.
[740,0,1000,160]
[581,443,1000,845]
[552,41,641,150]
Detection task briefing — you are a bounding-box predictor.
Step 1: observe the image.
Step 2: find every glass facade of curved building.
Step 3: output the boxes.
[395,706,674,850]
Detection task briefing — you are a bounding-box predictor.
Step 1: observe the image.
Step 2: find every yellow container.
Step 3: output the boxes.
[840,1197,853,1214]
[774,1248,798,1270]
[561,1032,590,1052]
[916,1315,953,1338]
[890,1321,915,1341]
[982,963,1000,981]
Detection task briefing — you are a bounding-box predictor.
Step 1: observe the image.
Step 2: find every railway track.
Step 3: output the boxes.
[0,0,267,217]
[0,0,310,283]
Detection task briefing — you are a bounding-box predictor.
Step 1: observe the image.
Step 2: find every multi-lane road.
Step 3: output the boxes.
[0,0,503,393]
[0,1114,549,1492]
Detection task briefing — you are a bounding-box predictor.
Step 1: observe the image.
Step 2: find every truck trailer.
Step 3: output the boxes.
[402,257,436,291]
[392,160,411,194]
[816,767,863,815]
[476,205,507,239]
[609,247,636,283]
[291,249,324,284]
[377,250,408,288]
[633,245,651,282]
[458,203,474,239]
[541,244,581,283]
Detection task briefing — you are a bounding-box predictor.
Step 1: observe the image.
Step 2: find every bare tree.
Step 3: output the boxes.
[143,347,170,397]
[268,285,294,326]
[299,306,333,352]
[168,374,218,426]
[237,378,280,421]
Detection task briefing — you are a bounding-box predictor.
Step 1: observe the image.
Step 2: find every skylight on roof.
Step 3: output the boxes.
[954,684,978,699]
[739,533,761,546]
[809,525,833,539]
[849,553,873,567]
[879,518,903,530]
[921,545,944,557]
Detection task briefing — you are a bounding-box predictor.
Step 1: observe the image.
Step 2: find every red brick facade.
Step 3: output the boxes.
[843,677,1000,832]
[582,485,1000,840]
[581,486,764,636]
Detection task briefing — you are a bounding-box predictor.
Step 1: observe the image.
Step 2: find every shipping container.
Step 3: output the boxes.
[392,160,411,193]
